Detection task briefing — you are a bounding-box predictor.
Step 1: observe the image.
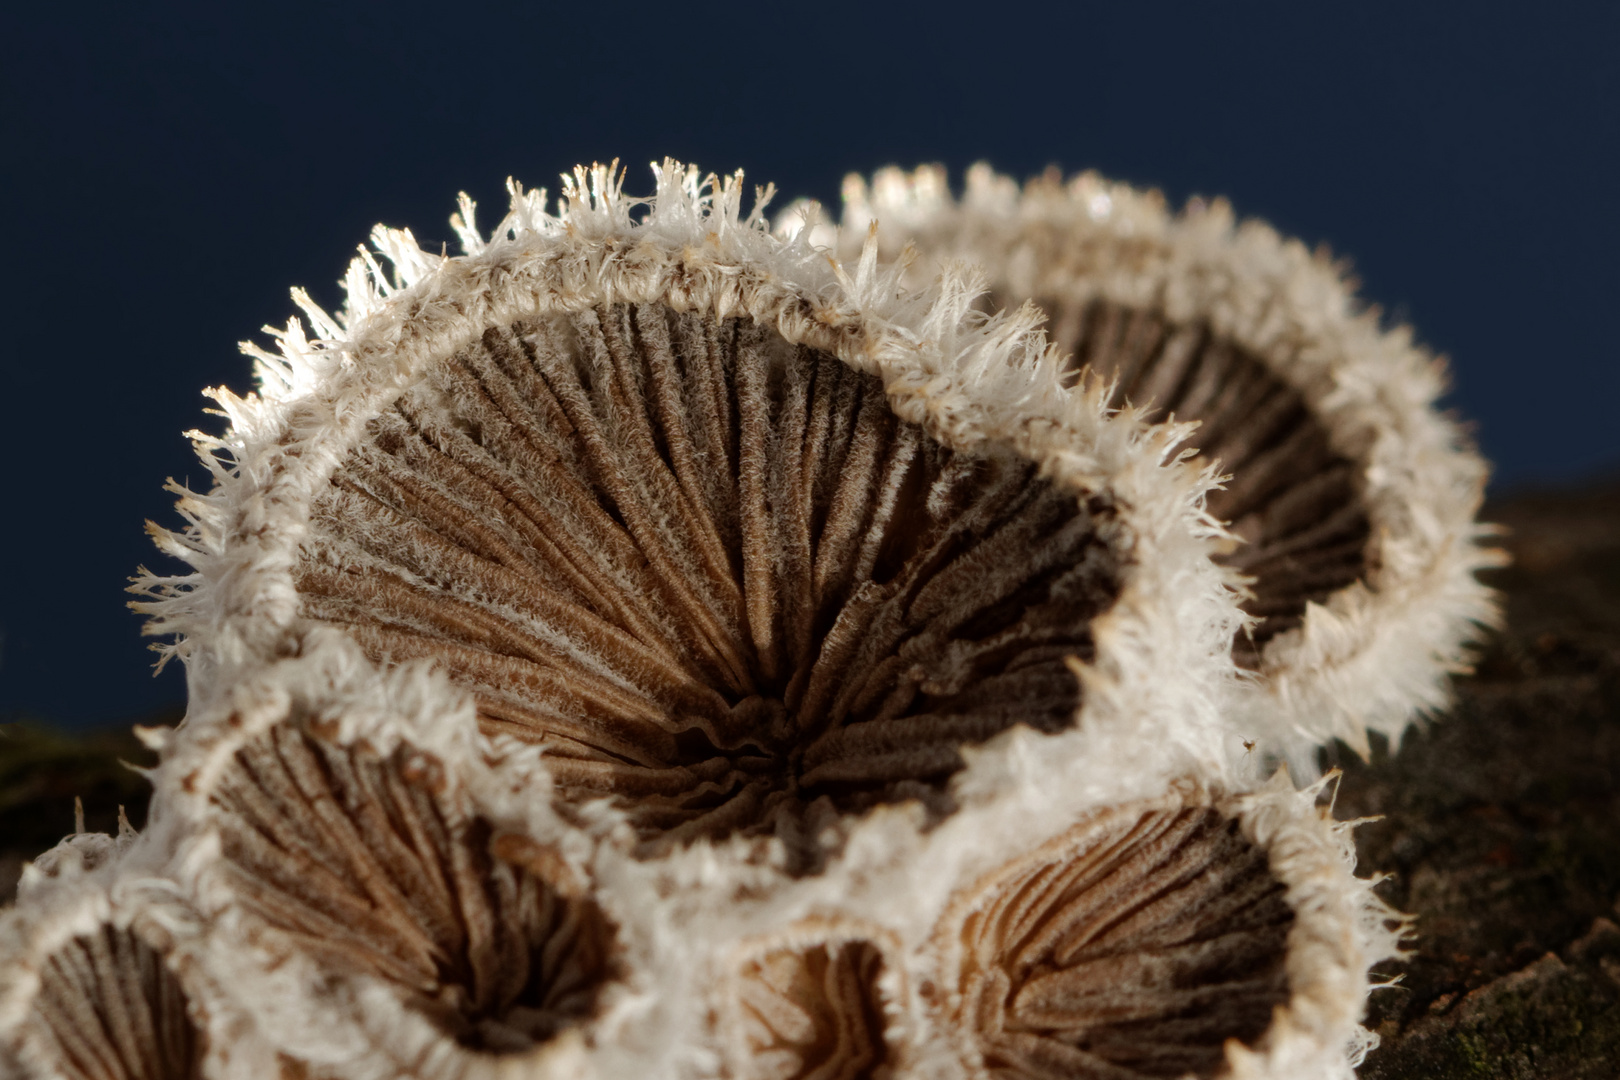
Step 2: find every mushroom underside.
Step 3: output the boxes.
[735,940,892,1080]
[296,302,1123,871]
[27,923,204,1080]
[948,802,1295,1080]
[209,722,616,1055]
[1027,295,1371,667]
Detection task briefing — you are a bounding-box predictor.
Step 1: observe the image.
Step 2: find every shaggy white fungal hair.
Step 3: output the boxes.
[0,816,246,1080]
[75,631,1395,1080]
[130,159,1250,808]
[0,159,1409,1080]
[795,164,1503,773]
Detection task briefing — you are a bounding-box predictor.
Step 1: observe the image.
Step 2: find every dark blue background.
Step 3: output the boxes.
[3,2,1616,729]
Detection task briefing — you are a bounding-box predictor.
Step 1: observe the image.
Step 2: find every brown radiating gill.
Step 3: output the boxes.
[735,940,893,1080]
[208,723,618,1053]
[293,302,1124,871]
[944,803,1295,1080]
[1033,296,1371,667]
[30,925,205,1080]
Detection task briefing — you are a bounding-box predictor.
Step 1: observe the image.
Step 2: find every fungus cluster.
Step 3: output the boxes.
[1,159,1496,1080]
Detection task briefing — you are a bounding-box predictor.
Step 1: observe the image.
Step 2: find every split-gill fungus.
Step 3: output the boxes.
[1032,300,1366,668]
[204,718,618,1056]
[293,303,1123,871]
[76,161,1406,1080]
[20,922,204,1080]
[730,936,894,1080]
[834,163,1500,759]
[939,801,1295,1080]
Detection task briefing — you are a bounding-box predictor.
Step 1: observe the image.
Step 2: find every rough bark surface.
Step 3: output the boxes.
[3,481,1617,1077]
[1331,480,1620,1078]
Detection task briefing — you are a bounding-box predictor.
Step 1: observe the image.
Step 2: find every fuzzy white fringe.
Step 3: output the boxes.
[790,163,1504,772]
[62,633,1395,1080]
[5,158,1421,1080]
[130,158,1248,787]
[0,822,258,1080]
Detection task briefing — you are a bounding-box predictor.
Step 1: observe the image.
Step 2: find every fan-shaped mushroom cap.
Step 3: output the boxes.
[816,165,1502,769]
[924,775,1401,1080]
[0,824,227,1080]
[147,638,631,1080]
[134,160,1249,870]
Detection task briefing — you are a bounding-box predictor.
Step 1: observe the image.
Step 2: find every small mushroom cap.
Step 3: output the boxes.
[821,164,1503,770]
[720,922,903,1080]
[0,833,217,1080]
[927,775,1403,1080]
[150,649,622,1080]
[293,300,1126,873]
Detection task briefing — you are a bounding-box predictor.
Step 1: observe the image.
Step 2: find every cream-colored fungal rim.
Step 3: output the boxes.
[134,160,1247,805]
[816,165,1502,766]
[17,637,1395,1080]
[0,862,213,1080]
[924,777,1399,1080]
[146,640,637,1080]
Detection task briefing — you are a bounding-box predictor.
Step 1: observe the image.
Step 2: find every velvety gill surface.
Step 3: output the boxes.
[31,924,203,1080]
[1036,296,1371,667]
[209,722,616,1054]
[946,802,1295,1080]
[294,302,1123,871]
[735,940,892,1080]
